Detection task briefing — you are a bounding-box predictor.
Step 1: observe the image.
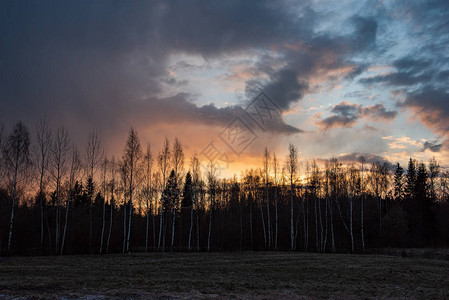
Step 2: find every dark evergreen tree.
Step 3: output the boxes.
[405,158,416,201]
[394,162,404,202]
[182,171,193,208]
[163,170,179,213]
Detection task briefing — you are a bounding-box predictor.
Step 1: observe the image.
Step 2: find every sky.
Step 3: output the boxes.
[1,0,448,177]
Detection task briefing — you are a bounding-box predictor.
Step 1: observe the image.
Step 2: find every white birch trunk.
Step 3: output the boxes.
[60,190,71,255]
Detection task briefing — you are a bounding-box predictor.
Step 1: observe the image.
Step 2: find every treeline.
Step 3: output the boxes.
[0,120,448,255]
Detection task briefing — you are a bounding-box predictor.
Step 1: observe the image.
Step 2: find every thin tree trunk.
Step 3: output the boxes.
[188,204,194,250]
[89,195,92,254]
[171,205,176,251]
[196,195,200,251]
[207,207,212,251]
[146,197,149,252]
[40,193,44,252]
[7,164,18,254]
[152,198,156,251]
[330,196,335,253]
[126,200,132,252]
[122,203,127,253]
[294,205,301,251]
[350,196,354,253]
[378,196,382,234]
[290,182,294,251]
[158,198,164,250]
[361,195,365,252]
[240,205,243,250]
[275,187,278,250]
[259,204,267,248]
[314,196,319,251]
[302,197,309,252]
[60,190,71,255]
[323,196,328,252]
[106,197,113,254]
[266,196,271,249]
[100,198,106,254]
[55,175,61,254]
[46,205,52,252]
[249,196,253,250]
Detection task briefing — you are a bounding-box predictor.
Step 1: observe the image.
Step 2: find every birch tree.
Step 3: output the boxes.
[263,148,271,248]
[122,128,142,253]
[3,122,31,254]
[85,131,103,253]
[60,144,81,254]
[106,156,116,254]
[286,143,298,251]
[187,155,199,250]
[171,138,184,250]
[272,152,281,250]
[206,161,217,252]
[99,156,108,254]
[157,138,170,251]
[359,156,366,252]
[50,126,70,254]
[34,118,51,251]
[144,144,153,252]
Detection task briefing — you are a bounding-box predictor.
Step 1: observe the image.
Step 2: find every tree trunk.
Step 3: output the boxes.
[361,195,365,252]
[314,196,319,251]
[122,203,127,254]
[100,197,106,254]
[40,193,44,252]
[158,198,164,251]
[60,190,71,255]
[89,195,92,254]
[330,196,335,253]
[266,195,271,249]
[196,197,200,251]
[6,163,18,254]
[378,196,382,235]
[171,205,176,251]
[275,187,278,250]
[290,183,294,251]
[323,196,328,252]
[350,196,354,253]
[259,204,267,248]
[188,204,194,251]
[207,207,212,251]
[126,200,132,252]
[145,197,149,252]
[249,196,253,250]
[106,198,113,254]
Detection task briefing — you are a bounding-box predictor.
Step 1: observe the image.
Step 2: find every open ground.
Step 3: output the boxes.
[0,252,448,299]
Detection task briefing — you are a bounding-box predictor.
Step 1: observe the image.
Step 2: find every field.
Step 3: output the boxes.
[0,252,448,299]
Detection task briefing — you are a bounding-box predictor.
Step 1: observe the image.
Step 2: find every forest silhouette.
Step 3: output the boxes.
[0,120,448,256]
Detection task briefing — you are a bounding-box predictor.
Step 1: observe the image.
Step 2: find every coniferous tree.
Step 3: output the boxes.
[394,162,404,202]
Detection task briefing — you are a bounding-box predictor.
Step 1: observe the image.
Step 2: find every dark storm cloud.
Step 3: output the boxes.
[360,57,434,86]
[336,152,393,169]
[315,102,397,130]
[423,140,442,153]
[3,0,376,136]
[242,13,379,111]
[0,0,309,139]
[362,104,397,120]
[399,86,449,138]
[351,16,378,51]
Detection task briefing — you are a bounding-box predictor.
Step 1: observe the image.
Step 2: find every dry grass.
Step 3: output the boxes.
[0,252,448,299]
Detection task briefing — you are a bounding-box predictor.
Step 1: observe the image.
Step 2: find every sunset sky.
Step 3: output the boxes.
[1,0,448,177]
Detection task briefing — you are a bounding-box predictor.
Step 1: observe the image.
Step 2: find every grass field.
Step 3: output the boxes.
[0,252,448,299]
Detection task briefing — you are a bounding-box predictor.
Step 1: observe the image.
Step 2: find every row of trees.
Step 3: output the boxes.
[0,120,448,255]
